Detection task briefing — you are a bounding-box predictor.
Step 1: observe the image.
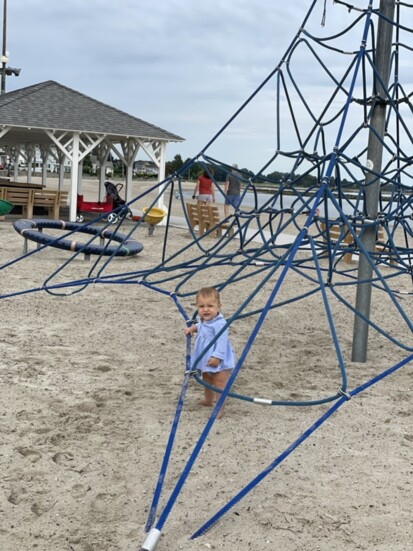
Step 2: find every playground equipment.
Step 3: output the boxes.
[0,1,412,549]
[0,199,13,216]
[132,207,166,236]
[13,218,143,257]
[137,0,413,548]
[142,207,166,235]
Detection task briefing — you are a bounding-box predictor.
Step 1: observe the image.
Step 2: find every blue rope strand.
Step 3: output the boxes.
[153,187,326,532]
[191,396,347,539]
[191,353,413,539]
[144,298,193,532]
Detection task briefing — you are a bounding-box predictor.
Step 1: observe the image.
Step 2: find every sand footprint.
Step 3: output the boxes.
[30,498,56,517]
[7,487,28,505]
[90,492,129,521]
[71,483,92,499]
[52,451,76,469]
[15,446,42,462]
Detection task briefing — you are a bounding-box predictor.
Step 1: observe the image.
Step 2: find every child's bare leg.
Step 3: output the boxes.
[212,370,230,419]
[198,372,214,406]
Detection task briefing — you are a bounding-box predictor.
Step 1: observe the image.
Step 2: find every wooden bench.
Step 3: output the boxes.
[0,187,68,219]
[0,187,35,218]
[33,190,68,219]
[186,202,200,233]
[200,205,234,238]
[320,221,393,264]
[186,203,234,238]
[204,205,234,237]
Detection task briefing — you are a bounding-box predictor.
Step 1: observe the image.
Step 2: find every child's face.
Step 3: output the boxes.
[196,294,221,321]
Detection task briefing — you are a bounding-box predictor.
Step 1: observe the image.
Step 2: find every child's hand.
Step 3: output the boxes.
[207,356,221,368]
[184,325,196,336]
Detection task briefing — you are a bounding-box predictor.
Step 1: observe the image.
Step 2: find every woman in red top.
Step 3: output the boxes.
[193,169,215,205]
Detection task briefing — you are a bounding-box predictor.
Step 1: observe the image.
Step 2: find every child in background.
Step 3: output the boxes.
[184,287,235,418]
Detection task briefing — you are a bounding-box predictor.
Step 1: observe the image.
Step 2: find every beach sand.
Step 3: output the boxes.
[0,180,412,551]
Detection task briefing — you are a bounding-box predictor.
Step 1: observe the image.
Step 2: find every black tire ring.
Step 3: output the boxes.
[13,219,143,257]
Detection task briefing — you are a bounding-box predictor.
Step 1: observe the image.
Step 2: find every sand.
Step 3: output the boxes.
[0,180,412,551]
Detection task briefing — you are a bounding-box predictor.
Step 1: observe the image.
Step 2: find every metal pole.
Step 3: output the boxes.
[1,0,6,95]
[351,0,396,362]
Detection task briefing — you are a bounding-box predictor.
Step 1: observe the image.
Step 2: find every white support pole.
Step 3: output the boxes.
[126,164,133,203]
[98,142,110,201]
[40,145,49,187]
[157,142,166,216]
[58,164,65,191]
[69,133,80,222]
[77,160,83,194]
[12,145,20,181]
[119,138,140,204]
[99,165,106,201]
[26,144,35,183]
[41,162,47,185]
[58,150,65,191]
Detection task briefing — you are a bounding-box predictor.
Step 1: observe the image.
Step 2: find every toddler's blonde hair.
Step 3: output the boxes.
[196,287,220,303]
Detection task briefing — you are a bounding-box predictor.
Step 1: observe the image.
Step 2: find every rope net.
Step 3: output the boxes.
[1,0,412,545]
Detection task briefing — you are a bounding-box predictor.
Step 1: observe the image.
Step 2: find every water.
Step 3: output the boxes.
[181,189,412,220]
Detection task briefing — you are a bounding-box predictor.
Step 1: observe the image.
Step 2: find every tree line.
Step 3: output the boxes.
[165,154,360,188]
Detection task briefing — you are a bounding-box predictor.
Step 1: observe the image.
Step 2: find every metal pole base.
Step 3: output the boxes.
[141,528,162,551]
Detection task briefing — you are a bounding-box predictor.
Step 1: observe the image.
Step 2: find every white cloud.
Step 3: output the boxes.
[5,0,413,173]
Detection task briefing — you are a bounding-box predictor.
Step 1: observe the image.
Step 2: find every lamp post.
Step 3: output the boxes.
[1,0,7,95]
[1,0,20,94]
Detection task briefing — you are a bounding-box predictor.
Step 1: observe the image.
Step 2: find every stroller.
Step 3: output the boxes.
[76,181,132,223]
[103,181,133,222]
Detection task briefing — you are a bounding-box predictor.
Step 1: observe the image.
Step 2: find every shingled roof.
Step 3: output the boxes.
[0,80,183,142]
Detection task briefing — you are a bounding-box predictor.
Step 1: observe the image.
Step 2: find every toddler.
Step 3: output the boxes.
[184,287,235,418]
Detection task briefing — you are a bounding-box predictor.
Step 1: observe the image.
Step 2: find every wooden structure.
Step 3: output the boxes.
[0,179,43,189]
[186,203,200,233]
[186,203,234,238]
[0,186,68,219]
[0,81,184,220]
[320,221,394,264]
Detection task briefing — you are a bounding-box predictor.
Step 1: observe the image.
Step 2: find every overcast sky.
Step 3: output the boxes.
[5,1,413,172]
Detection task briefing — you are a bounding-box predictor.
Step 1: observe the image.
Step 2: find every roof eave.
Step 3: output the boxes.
[0,123,184,142]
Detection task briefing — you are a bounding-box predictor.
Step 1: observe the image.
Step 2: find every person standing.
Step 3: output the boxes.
[193,168,215,205]
[184,287,235,418]
[224,163,241,217]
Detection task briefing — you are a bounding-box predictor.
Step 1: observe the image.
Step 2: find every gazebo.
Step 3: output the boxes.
[0,80,184,220]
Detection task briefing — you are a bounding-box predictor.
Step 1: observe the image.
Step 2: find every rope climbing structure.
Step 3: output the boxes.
[0,1,412,549]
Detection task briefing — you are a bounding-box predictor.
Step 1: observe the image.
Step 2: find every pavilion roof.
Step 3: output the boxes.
[0,80,183,142]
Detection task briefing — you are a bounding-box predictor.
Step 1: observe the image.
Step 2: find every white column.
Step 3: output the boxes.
[12,146,21,181]
[97,143,110,201]
[58,150,65,191]
[27,161,32,183]
[26,145,36,184]
[121,138,140,204]
[77,160,83,194]
[40,145,49,186]
[41,163,47,185]
[126,165,133,203]
[157,141,166,215]
[99,165,106,201]
[70,133,80,221]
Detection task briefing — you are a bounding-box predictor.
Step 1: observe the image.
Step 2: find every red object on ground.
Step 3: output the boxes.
[77,194,114,215]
